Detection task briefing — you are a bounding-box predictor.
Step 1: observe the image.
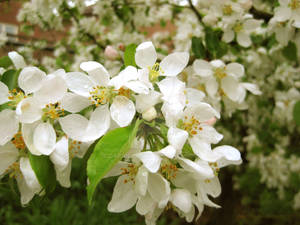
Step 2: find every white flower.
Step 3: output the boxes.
[274,0,300,28]
[222,17,262,47]
[135,41,189,82]
[193,59,261,103]
[62,62,148,133]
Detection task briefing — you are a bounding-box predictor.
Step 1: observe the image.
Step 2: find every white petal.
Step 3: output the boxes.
[108,175,138,212]
[242,82,262,95]
[160,52,189,76]
[221,75,241,102]
[125,81,149,94]
[186,88,205,106]
[189,137,219,162]
[157,77,186,105]
[34,74,67,104]
[16,174,36,205]
[0,142,19,175]
[184,102,220,122]
[85,105,111,141]
[22,121,42,155]
[171,189,192,213]
[59,114,89,141]
[148,173,170,208]
[172,169,197,194]
[50,136,69,170]
[244,19,261,31]
[16,97,42,123]
[210,60,225,68]
[80,61,110,86]
[135,41,157,69]
[65,72,94,97]
[8,51,26,69]
[110,96,135,127]
[201,176,221,198]
[136,193,155,215]
[108,66,139,90]
[226,63,244,78]
[18,67,46,95]
[205,77,218,98]
[213,145,242,168]
[193,59,213,77]
[60,92,92,113]
[197,185,220,208]
[0,109,19,146]
[55,161,71,188]
[167,127,188,151]
[178,157,214,179]
[196,124,223,144]
[135,166,148,196]
[222,29,235,43]
[237,32,251,47]
[19,157,41,192]
[134,151,161,173]
[0,81,9,104]
[158,145,176,158]
[274,6,291,22]
[135,90,161,113]
[33,122,56,155]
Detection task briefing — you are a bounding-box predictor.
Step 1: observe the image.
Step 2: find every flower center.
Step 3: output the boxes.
[12,132,26,150]
[69,140,82,158]
[214,67,227,79]
[182,116,203,137]
[223,4,233,15]
[43,103,65,120]
[148,63,164,82]
[233,23,243,33]
[160,160,178,180]
[290,0,300,9]
[209,162,220,176]
[6,162,20,179]
[89,86,113,106]
[8,89,26,107]
[121,163,139,184]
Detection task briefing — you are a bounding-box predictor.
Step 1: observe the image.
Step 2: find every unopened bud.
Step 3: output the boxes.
[118,43,125,51]
[142,107,157,121]
[104,46,119,60]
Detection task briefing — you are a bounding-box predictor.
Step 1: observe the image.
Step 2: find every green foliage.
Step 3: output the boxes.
[282,41,298,62]
[293,101,300,126]
[28,153,56,193]
[87,119,141,204]
[204,28,227,58]
[124,44,137,67]
[0,56,13,68]
[1,69,20,91]
[191,36,206,59]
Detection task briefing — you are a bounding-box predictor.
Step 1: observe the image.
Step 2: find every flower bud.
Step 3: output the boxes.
[142,106,157,121]
[104,46,119,60]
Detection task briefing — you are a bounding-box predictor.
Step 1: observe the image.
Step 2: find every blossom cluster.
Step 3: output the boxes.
[0,42,245,224]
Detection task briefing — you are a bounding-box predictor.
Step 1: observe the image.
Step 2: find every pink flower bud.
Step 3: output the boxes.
[104,46,119,60]
[204,117,217,126]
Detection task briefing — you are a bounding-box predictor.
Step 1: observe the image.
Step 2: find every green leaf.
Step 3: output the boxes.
[191,37,206,59]
[124,44,137,67]
[205,28,227,58]
[293,101,300,126]
[282,41,298,62]
[0,56,13,69]
[1,69,20,90]
[28,153,56,193]
[87,119,142,204]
